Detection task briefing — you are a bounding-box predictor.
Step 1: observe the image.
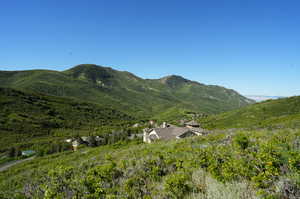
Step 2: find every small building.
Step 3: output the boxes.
[72,140,80,151]
[81,136,89,142]
[132,123,140,128]
[21,150,36,157]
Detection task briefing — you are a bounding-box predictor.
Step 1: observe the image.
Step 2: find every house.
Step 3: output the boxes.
[143,127,202,143]
[149,120,155,126]
[132,123,140,128]
[81,136,89,142]
[21,150,36,157]
[185,120,201,128]
[72,140,80,151]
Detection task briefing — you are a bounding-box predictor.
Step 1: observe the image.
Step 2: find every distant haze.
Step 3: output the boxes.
[245,95,286,102]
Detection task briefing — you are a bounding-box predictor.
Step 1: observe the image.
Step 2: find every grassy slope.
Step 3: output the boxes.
[0,64,254,119]
[200,96,300,129]
[0,87,135,150]
[2,128,300,198]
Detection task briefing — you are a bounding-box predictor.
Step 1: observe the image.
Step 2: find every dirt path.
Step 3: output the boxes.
[0,156,35,172]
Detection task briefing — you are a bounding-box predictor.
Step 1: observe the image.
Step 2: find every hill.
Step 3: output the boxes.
[200,96,300,129]
[0,64,254,119]
[2,128,300,198]
[0,87,135,150]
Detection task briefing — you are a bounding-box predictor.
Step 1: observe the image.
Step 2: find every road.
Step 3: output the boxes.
[0,156,35,172]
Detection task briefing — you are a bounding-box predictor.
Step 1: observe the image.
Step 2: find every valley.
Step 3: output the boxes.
[0,64,299,198]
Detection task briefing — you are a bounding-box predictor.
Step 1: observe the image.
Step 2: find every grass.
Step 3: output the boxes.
[200,96,300,130]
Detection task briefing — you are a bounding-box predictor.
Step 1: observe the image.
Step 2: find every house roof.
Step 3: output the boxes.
[189,127,204,133]
[185,120,200,126]
[151,127,193,140]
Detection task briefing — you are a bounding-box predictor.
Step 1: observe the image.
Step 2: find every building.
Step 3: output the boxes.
[21,150,36,157]
[143,126,204,143]
[184,120,201,128]
[72,140,80,151]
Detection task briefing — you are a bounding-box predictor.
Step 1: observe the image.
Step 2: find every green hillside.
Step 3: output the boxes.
[2,128,300,198]
[201,96,300,129]
[1,66,300,199]
[0,87,135,150]
[0,64,254,119]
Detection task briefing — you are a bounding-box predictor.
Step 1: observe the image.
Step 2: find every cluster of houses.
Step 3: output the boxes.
[65,120,208,151]
[66,136,104,151]
[143,120,208,143]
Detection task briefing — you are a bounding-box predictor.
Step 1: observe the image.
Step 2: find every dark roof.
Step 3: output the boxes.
[185,120,200,126]
[151,127,192,140]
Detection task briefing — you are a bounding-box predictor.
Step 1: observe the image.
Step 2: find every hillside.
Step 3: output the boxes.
[2,128,300,198]
[0,64,254,119]
[201,96,300,129]
[0,87,135,150]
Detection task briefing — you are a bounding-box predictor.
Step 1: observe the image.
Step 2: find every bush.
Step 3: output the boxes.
[85,161,122,198]
[124,176,147,199]
[164,172,192,198]
[234,133,250,150]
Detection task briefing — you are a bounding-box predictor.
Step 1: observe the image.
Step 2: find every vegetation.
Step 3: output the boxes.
[201,96,300,130]
[0,87,136,152]
[2,129,300,198]
[2,65,300,198]
[0,64,253,119]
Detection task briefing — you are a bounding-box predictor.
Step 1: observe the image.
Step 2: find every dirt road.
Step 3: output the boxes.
[0,156,35,172]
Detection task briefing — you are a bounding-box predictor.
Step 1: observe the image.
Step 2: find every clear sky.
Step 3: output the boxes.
[1,0,300,96]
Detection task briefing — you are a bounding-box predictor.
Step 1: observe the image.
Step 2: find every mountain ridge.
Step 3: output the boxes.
[0,64,254,118]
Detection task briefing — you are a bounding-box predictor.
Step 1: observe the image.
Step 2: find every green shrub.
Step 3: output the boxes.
[234,133,250,150]
[124,176,147,199]
[164,172,192,198]
[84,161,122,198]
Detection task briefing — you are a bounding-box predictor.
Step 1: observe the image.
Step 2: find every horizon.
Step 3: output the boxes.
[1,1,300,96]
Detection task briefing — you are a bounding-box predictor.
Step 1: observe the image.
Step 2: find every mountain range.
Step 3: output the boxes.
[0,64,254,119]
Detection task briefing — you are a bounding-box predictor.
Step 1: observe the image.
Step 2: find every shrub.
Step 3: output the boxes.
[124,176,147,199]
[164,172,192,198]
[234,133,250,150]
[84,162,122,198]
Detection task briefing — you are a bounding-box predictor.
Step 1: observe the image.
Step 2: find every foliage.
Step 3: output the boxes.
[164,172,192,198]
[0,87,136,151]
[233,133,250,150]
[2,128,300,198]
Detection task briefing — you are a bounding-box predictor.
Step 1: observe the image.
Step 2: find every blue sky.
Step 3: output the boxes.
[1,0,300,96]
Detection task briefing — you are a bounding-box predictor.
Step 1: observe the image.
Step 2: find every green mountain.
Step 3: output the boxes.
[201,96,300,129]
[0,87,135,150]
[0,64,253,118]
